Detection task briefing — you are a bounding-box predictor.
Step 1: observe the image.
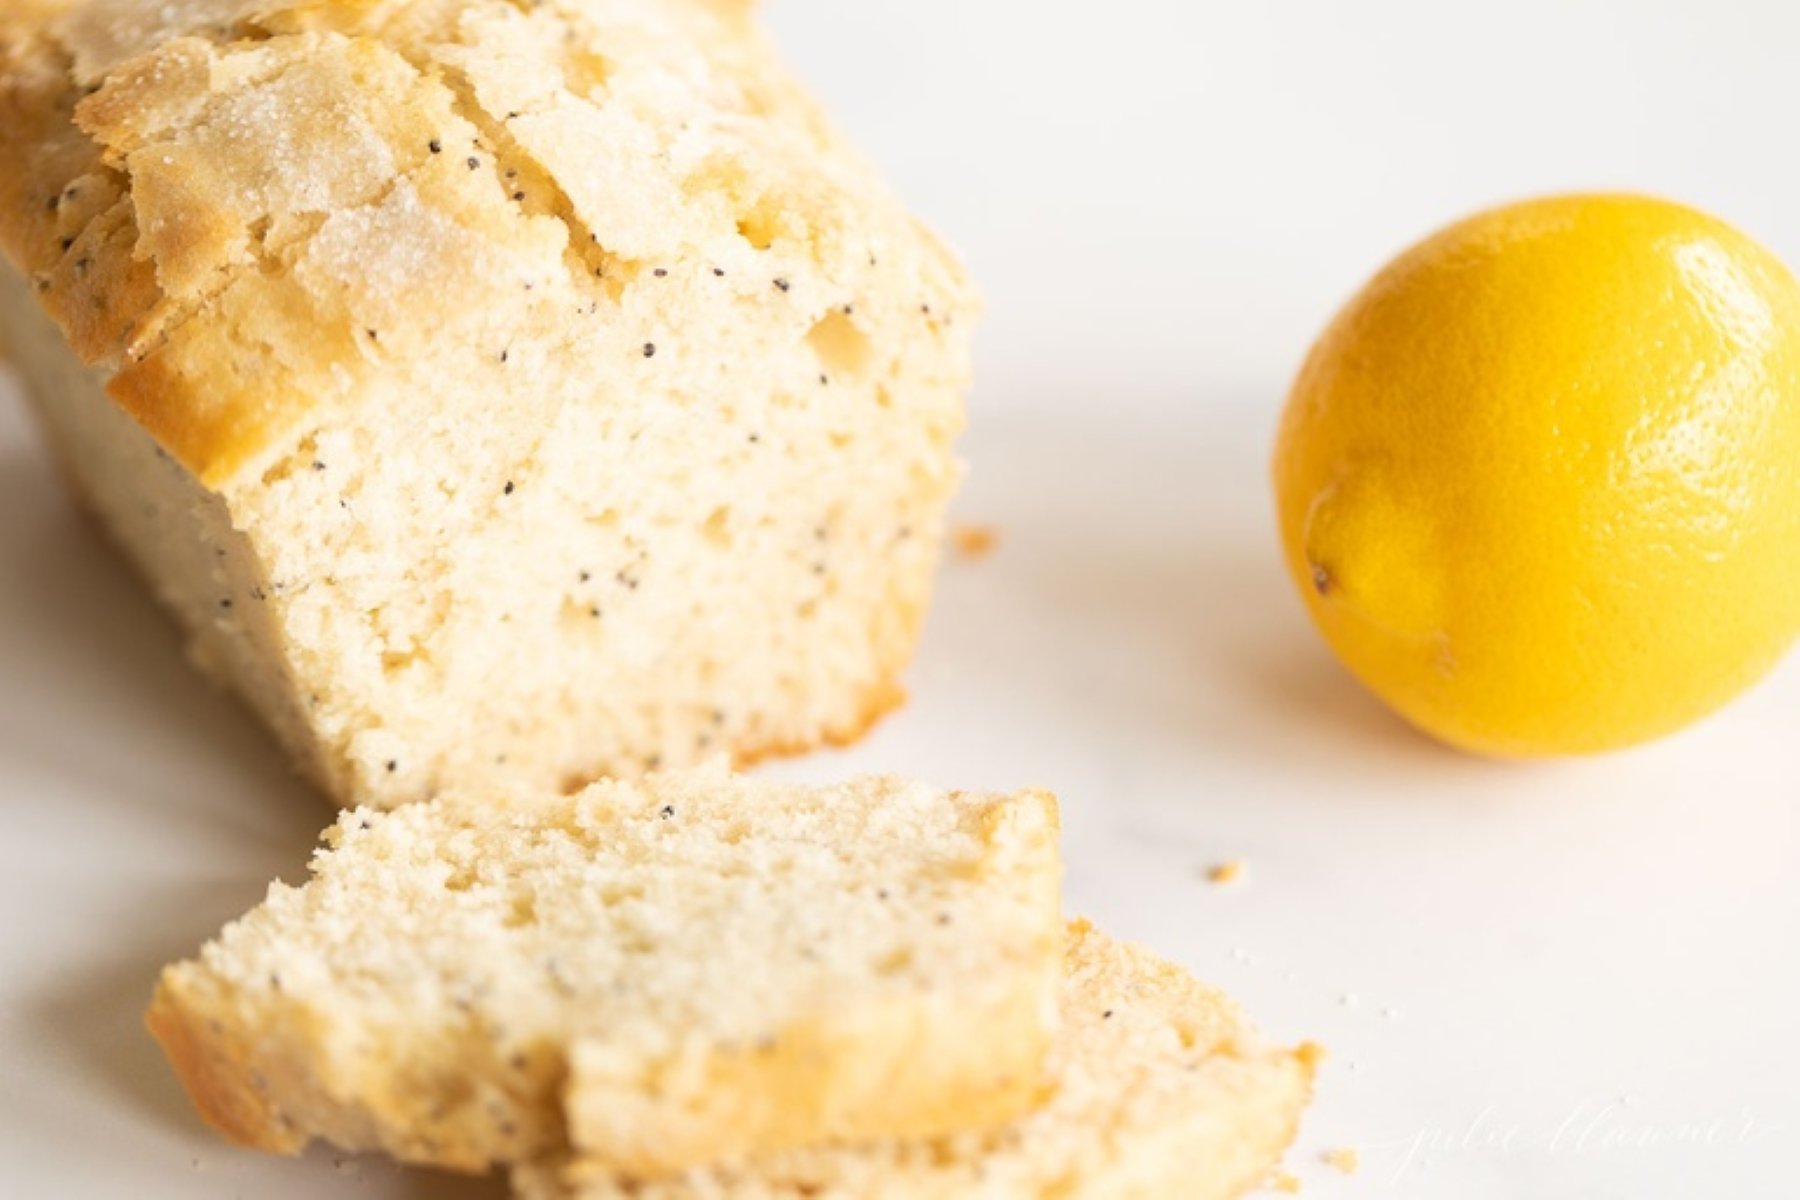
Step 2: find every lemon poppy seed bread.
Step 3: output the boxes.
[514,921,1320,1200]
[0,0,977,808]
[147,767,1064,1175]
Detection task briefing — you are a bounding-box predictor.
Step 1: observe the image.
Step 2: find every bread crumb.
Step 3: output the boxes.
[950,523,999,560]
[1323,1147,1360,1175]
[1267,1168,1303,1193]
[1208,859,1248,885]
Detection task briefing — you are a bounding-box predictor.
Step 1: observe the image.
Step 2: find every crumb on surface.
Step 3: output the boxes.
[1267,1168,1302,1193]
[1323,1147,1360,1175]
[950,522,999,560]
[1208,859,1248,886]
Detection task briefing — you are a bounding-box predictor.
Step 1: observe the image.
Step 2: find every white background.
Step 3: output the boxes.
[4,1,1799,1197]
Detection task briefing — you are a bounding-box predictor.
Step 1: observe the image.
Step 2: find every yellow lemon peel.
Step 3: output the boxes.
[1273,194,1800,756]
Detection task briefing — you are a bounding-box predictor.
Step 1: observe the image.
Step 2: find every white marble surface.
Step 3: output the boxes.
[5,1,1800,1197]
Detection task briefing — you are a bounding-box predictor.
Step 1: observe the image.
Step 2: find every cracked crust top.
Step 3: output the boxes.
[0,0,971,488]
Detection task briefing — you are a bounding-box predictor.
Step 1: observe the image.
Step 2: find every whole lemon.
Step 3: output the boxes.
[1273,194,1800,757]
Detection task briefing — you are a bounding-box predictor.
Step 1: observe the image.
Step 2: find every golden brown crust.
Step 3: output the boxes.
[145,973,305,1156]
[728,574,931,769]
[730,678,909,771]
[151,959,537,1172]
[75,24,548,485]
[2,1,971,490]
[0,16,164,366]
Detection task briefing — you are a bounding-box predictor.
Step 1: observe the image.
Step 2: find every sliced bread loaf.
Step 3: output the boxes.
[147,767,1062,1176]
[0,0,976,809]
[514,921,1318,1200]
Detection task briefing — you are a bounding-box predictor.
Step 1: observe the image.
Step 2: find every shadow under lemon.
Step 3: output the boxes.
[932,396,1470,778]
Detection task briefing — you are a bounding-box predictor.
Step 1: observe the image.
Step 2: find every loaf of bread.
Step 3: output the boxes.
[514,920,1319,1200]
[147,767,1063,1176]
[0,0,977,808]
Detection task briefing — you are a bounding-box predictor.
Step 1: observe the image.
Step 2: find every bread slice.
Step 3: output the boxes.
[0,0,976,810]
[513,921,1319,1200]
[146,767,1062,1176]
